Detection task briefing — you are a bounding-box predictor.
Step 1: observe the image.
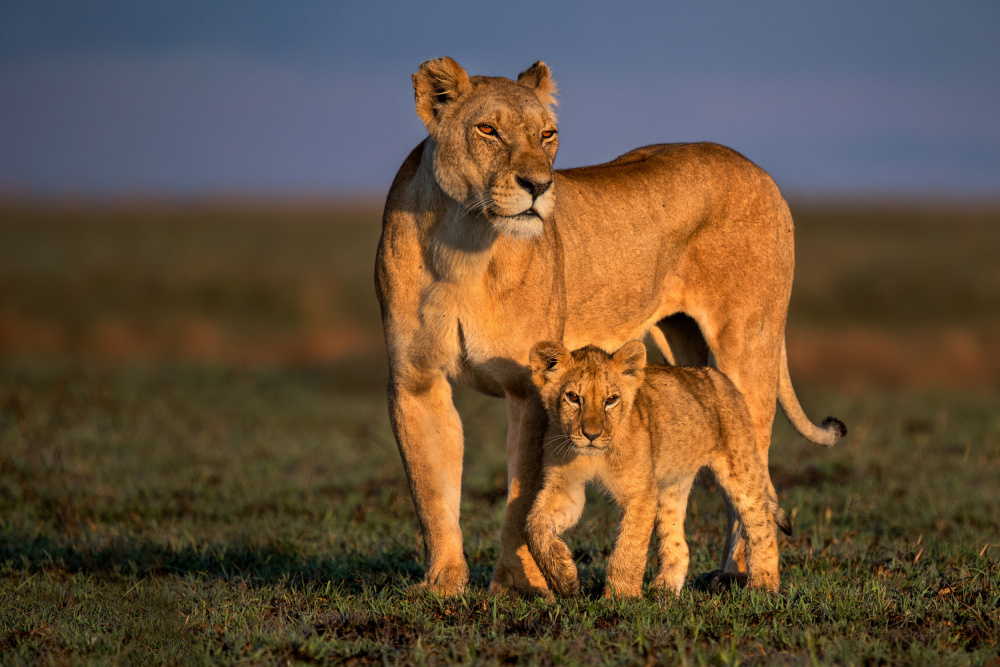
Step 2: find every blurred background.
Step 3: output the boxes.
[2,1,999,390]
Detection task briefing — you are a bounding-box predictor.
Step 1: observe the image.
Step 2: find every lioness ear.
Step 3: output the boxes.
[517,60,558,117]
[412,57,472,132]
[529,340,570,387]
[612,340,647,376]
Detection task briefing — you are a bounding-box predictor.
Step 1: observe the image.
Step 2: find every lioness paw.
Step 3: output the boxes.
[421,562,470,596]
[489,547,553,599]
[693,570,748,594]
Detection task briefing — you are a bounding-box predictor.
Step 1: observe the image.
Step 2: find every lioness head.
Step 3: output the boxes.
[412,57,559,239]
[530,341,647,454]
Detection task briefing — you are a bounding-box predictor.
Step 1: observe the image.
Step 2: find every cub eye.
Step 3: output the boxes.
[477,124,497,136]
[565,392,580,405]
[541,129,557,140]
[605,396,620,408]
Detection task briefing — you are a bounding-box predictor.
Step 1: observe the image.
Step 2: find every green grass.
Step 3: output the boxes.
[1,362,997,665]
[1,199,998,664]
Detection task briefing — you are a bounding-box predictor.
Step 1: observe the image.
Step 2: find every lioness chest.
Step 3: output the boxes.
[420,275,562,395]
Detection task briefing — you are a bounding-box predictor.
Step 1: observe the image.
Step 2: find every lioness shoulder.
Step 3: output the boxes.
[525,340,791,598]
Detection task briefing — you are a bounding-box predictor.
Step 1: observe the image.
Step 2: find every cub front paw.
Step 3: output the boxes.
[602,581,644,599]
[534,545,579,597]
[547,568,581,598]
[651,573,685,596]
[527,532,580,598]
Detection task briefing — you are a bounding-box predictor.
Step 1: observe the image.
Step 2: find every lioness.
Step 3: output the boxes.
[375,57,844,596]
[526,340,792,599]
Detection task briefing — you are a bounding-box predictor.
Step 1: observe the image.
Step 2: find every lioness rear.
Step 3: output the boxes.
[526,340,792,598]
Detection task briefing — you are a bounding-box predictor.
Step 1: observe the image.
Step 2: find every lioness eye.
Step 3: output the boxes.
[477,124,497,135]
[565,392,580,405]
[541,129,556,139]
[605,396,619,408]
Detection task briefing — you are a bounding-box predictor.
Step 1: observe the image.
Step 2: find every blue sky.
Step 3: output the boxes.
[1,1,998,197]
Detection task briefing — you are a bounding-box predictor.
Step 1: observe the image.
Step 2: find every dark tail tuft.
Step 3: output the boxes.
[821,416,847,440]
[773,505,793,536]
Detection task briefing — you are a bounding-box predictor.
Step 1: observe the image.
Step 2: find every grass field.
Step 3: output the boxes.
[1,199,998,665]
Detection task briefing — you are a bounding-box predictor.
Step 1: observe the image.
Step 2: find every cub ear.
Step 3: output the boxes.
[412,57,472,132]
[612,340,647,376]
[529,340,571,388]
[517,60,558,117]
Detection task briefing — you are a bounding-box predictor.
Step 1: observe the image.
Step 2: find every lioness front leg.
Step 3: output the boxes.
[604,486,657,598]
[525,477,586,599]
[388,376,468,594]
[490,393,552,597]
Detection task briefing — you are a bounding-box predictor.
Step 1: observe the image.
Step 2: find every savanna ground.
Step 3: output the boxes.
[1,197,998,665]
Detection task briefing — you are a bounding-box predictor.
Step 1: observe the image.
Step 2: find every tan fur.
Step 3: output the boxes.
[375,58,844,596]
[526,341,792,598]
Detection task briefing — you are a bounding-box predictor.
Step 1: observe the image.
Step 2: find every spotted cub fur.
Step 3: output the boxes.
[526,340,792,598]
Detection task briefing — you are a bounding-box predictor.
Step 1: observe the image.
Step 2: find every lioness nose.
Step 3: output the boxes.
[516,175,552,198]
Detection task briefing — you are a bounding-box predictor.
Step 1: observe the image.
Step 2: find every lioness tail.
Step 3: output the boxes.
[772,503,793,536]
[777,339,847,446]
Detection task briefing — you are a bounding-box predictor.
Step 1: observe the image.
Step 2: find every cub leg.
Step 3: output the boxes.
[525,471,587,599]
[712,459,782,593]
[651,474,697,595]
[718,364,779,578]
[721,502,746,575]
[491,394,553,597]
[691,310,785,579]
[604,483,657,598]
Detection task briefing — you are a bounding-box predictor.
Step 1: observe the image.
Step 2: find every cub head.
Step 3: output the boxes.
[412,57,559,239]
[529,341,647,455]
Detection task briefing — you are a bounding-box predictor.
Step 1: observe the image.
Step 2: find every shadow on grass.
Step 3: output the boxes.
[0,531,425,592]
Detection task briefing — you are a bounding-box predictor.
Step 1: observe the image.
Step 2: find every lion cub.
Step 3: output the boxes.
[526,340,792,598]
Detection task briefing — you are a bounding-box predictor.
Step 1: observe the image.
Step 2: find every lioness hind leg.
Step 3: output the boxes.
[652,475,696,595]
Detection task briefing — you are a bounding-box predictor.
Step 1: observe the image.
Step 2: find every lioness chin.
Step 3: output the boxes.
[526,340,792,598]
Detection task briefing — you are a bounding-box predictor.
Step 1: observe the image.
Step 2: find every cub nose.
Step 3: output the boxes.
[516,175,552,198]
[582,426,603,443]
